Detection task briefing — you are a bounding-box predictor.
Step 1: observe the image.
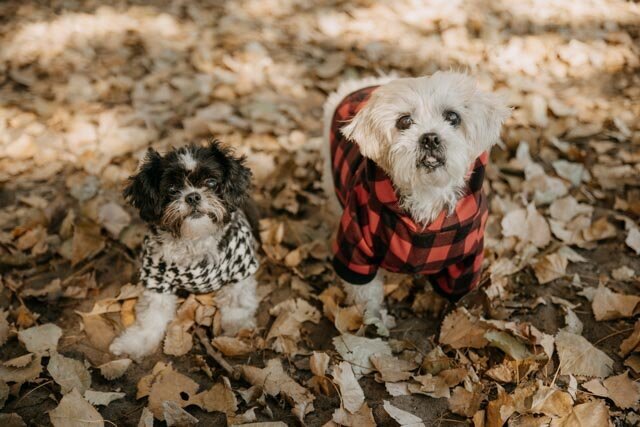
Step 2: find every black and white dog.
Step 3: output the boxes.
[110,141,260,359]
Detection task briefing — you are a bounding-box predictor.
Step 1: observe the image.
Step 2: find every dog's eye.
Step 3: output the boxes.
[444,110,461,127]
[168,186,179,195]
[204,178,217,189]
[395,115,413,130]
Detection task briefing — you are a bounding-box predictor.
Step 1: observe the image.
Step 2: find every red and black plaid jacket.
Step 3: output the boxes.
[330,85,488,300]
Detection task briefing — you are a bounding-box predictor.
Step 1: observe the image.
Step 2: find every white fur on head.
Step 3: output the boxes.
[339,72,510,224]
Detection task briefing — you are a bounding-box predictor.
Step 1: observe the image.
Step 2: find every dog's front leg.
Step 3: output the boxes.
[342,272,389,336]
[109,290,178,360]
[215,277,258,336]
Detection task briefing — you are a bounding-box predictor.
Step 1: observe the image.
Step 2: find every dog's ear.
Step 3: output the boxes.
[341,96,387,161]
[470,90,511,151]
[123,148,164,222]
[208,140,252,208]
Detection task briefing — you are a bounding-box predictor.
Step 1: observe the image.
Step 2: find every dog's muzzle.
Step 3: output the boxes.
[418,132,446,171]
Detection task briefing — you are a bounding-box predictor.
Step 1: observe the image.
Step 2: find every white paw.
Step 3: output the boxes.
[363,308,390,337]
[220,308,256,336]
[109,327,163,360]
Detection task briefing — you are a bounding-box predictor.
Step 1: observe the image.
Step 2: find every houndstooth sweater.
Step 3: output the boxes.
[140,211,259,294]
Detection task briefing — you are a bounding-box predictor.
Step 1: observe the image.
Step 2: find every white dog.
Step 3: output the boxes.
[321,72,509,334]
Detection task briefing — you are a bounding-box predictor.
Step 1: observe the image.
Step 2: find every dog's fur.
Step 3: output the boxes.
[110,141,259,359]
[321,73,509,331]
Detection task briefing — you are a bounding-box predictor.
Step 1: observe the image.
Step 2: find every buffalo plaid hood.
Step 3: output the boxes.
[329,85,488,299]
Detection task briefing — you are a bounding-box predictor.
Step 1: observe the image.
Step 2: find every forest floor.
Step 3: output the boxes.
[1,0,640,426]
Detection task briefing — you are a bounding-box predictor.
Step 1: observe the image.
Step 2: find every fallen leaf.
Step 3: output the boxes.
[212,336,254,356]
[0,380,8,409]
[0,354,42,384]
[84,390,126,406]
[592,284,640,321]
[533,253,568,284]
[0,311,9,348]
[267,298,321,355]
[189,378,238,415]
[49,388,104,427]
[410,374,450,398]
[612,266,635,281]
[485,330,533,361]
[331,402,376,427]
[0,413,25,427]
[163,401,198,427]
[549,196,593,222]
[47,352,91,395]
[98,202,131,237]
[138,407,154,427]
[139,363,200,420]
[310,351,330,377]
[332,361,364,413]
[555,331,613,377]
[383,400,425,427]
[332,334,392,377]
[439,308,489,349]
[97,359,132,380]
[370,354,417,383]
[501,204,551,248]
[530,385,573,417]
[549,400,610,427]
[17,323,62,354]
[449,386,483,417]
[620,320,640,356]
[71,218,106,266]
[241,358,315,420]
[626,227,640,255]
[602,372,640,409]
[486,385,515,427]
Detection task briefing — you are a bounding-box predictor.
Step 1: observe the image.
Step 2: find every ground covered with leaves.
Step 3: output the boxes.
[1,0,640,426]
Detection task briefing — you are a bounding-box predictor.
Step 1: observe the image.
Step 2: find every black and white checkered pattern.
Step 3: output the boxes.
[140,211,259,294]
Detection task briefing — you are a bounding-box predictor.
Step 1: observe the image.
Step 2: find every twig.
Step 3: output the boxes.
[195,327,241,380]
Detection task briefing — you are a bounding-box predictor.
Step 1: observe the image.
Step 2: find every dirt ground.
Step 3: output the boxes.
[1,0,640,426]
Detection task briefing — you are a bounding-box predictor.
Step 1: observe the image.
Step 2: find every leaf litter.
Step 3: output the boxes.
[0,0,640,424]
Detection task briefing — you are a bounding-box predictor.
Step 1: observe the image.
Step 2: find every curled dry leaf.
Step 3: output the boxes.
[49,388,104,427]
[439,308,489,349]
[212,336,254,356]
[332,361,364,414]
[620,320,640,357]
[84,390,126,406]
[501,204,551,248]
[410,374,450,398]
[370,354,417,383]
[267,298,321,355]
[626,227,640,255]
[485,385,515,427]
[602,372,640,409]
[382,400,425,427]
[0,354,42,384]
[0,311,9,348]
[241,358,315,420]
[332,334,392,377]
[97,358,132,380]
[189,378,238,415]
[530,385,573,418]
[555,331,613,378]
[549,400,611,427]
[592,284,640,321]
[47,352,92,395]
[533,252,568,284]
[484,330,533,361]
[331,402,376,427]
[448,386,483,417]
[17,323,62,354]
[163,401,198,427]
[137,363,200,421]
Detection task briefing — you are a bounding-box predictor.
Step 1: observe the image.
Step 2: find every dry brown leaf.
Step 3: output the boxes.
[138,407,154,427]
[620,320,640,356]
[164,296,198,356]
[310,352,330,377]
[0,354,42,384]
[71,218,106,266]
[189,378,238,415]
[0,311,9,348]
[17,323,61,354]
[332,361,364,414]
[212,336,254,356]
[626,227,640,255]
[333,334,392,376]
[382,400,425,427]
[49,388,104,427]
[411,374,450,398]
[241,358,315,420]
[0,380,9,409]
[421,346,453,375]
[84,390,125,406]
[163,401,198,426]
[370,354,417,383]
[602,372,640,409]
[97,358,132,380]
[318,286,345,321]
[97,202,131,238]
[138,363,200,420]
[549,400,611,427]
[47,352,91,395]
[449,386,483,417]
[533,253,568,284]
[530,385,573,418]
[331,402,376,427]
[267,298,321,355]
[501,204,551,248]
[486,385,515,427]
[581,217,617,243]
[555,331,613,378]
[334,306,363,334]
[439,308,489,349]
[78,313,118,352]
[592,284,640,321]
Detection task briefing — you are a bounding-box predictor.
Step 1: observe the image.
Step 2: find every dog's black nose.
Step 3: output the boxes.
[185,192,201,206]
[420,132,440,149]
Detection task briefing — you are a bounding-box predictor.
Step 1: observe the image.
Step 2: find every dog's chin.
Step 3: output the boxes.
[180,215,220,239]
[417,155,446,173]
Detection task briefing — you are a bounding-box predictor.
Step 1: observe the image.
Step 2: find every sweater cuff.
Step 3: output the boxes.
[332,258,376,285]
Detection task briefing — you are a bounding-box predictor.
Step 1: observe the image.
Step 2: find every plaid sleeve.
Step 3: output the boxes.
[430,237,484,300]
[332,206,378,285]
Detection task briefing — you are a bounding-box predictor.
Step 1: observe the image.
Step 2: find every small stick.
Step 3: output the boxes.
[195,327,241,380]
